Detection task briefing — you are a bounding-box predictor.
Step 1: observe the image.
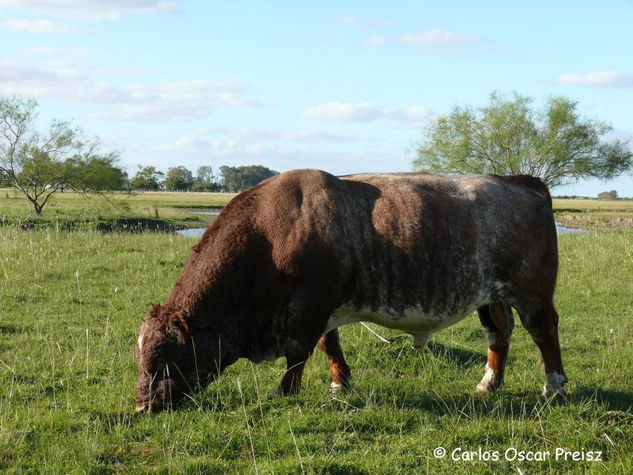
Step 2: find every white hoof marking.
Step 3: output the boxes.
[543,371,567,397]
[476,365,500,395]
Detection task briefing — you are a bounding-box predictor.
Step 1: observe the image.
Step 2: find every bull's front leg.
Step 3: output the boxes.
[317,329,351,395]
[278,347,310,396]
[276,283,341,397]
[476,302,514,395]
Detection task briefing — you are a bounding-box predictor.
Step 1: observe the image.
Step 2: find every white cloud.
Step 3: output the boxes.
[145,135,401,176]
[396,29,481,45]
[0,0,177,21]
[364,36,387,47]
[385,105,432,126]
[304,102,386,123]
[194,127,374,144]
[303,101,431,125]
[91,82,269,121]
[555,70,633,88]
[2,18,90,34]
[363,28,491,53]
[0,59,266,121]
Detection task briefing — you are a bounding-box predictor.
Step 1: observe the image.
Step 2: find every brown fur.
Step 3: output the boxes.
[135,169,566,412]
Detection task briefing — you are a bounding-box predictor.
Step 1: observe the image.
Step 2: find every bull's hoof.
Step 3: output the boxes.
[475,384,496,396]
[475,382,503,396]
[329,381,349,397]
[542,372,569,399]
[273,386,300,397]
[542,386,566,398]
[475,366,502,396]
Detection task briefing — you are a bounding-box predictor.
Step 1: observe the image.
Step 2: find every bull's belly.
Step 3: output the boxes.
[325,303,483,339]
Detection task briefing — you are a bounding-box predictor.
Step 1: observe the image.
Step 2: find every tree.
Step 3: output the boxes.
[165,166,194,191]
[597,190,618,200]
[63,150,126,193]
[131,165,164,190]
[192,165,219,191]
[414,92,633,187]
[0,96,123,214]
[219,165,278,192]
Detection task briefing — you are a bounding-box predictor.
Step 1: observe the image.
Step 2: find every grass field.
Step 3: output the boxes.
[552,198,633,230]
[0,188,236,231]
[1,222,632,472]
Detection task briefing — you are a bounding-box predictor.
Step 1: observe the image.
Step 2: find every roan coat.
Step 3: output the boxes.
[135,169,567,412]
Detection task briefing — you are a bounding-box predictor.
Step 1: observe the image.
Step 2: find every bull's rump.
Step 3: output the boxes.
[258,170,557,334]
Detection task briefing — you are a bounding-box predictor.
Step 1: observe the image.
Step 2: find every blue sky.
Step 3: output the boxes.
[1,0,632,196]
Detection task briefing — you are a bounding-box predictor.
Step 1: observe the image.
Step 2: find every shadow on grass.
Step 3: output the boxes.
[425,340,485,369]
[574,387,633,412]
[382,335,485,370]
[0,324,19,334]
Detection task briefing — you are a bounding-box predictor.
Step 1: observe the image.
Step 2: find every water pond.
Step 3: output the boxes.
[177,217,588,239]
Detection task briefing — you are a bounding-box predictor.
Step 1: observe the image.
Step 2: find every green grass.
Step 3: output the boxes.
[1,226,632,473]
[553,199,633,230]
[0,188,236,230]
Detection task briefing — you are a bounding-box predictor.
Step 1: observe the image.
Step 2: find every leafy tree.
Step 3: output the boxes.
[131,165,164,190]
[193,165,219,191]
[63,151,126,193]
[219,165,278,192]
[597,190,618,200]
[165,166,194,191]
[0,96,122,214]
[414,92,633,187]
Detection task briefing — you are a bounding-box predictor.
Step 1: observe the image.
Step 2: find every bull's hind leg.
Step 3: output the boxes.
[476,302,515,395]
[516,299,568,397]
[317,329,351,395]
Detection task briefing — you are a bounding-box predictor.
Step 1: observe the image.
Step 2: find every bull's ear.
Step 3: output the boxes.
[166,311,190,345]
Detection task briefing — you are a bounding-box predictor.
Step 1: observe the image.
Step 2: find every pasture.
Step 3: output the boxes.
[0,188,236,231]
[0,190,632,473]
[553,198,633,231]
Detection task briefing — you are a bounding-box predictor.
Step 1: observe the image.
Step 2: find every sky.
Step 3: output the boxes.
[1,0,632,197]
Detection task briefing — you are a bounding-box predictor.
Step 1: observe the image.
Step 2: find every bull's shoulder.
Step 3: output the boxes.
[269,168,339,188]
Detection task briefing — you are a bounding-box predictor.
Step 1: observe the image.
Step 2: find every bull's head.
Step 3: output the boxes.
[134,304,227,413]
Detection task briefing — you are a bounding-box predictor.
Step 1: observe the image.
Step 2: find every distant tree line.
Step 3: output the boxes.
[130,164,278,193]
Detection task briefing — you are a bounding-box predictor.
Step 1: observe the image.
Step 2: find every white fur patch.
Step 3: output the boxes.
[325,304,480,335]
[329,381,344,395]
[543,371,567,397]
[137,334,144,352]
[476,364,497,395]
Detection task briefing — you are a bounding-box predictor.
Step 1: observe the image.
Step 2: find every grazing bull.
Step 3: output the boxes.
[135,169,567,413]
